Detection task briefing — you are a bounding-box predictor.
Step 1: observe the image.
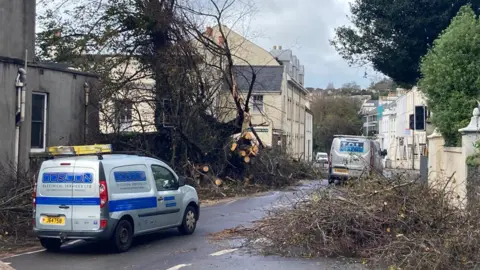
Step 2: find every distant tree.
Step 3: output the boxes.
[331,0,480,86]
[369,78,396,92]
[311,96,363,152]
[341,81,361,95]
[419,5,480,146]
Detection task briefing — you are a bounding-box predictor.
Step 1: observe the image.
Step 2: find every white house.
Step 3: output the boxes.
[377,87,430,169]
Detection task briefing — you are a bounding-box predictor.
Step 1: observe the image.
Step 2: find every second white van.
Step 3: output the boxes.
[328,135,386,184]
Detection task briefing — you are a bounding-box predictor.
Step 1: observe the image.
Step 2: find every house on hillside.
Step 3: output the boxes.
[0,0,99,170]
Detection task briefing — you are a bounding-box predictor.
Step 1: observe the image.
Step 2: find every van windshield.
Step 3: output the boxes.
[339,140,365,153]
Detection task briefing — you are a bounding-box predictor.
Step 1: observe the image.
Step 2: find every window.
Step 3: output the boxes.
[115,100,133,132]
[252,95,264,113]
[151,165,178,191]
[31,93,48,152]
[287,97,291,120]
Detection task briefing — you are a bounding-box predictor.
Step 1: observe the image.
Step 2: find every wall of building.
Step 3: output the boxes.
[208,25,280,66]
[284,79,307,158]
[0,59,98,169]
[0,0,35,61]
[377,87,429,169]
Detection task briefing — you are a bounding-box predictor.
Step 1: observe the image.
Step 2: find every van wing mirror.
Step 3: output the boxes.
[178,176,186,187]
[380,150,387,156]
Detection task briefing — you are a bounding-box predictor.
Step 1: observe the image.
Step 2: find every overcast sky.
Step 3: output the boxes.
[37,0,384,89]
[236,0,383,89]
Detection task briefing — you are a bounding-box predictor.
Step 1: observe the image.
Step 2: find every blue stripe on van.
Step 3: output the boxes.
[113,171,147,182]
[164,196,175,201]
[36,197,100,205]
[42,173,93,183]
[109,197,157,212]
[165,202,177,208]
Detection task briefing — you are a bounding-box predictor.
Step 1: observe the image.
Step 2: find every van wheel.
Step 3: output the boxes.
[40,238,62,252]
[178,206,197,235]
[328,176,334,185]
[111,219,133,253]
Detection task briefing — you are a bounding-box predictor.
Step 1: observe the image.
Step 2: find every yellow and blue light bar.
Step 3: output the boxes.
[47,144,113,156]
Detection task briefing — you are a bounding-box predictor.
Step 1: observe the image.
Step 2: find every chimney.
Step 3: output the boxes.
[218,35,225,46]
[279,45,282,50]
[273,45,277,50]
[205,26,213,37]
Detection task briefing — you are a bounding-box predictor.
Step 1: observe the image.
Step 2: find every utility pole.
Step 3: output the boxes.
[366,114,369,136]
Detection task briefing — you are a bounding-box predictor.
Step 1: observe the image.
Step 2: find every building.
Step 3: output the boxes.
[207,25,312,160]
[360,99,379,136]
[95,25,313,161]
[0,0,99,170]
[376,87,432,169]
[95,57,156,134]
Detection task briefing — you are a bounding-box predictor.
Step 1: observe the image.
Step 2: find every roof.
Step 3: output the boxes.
[233,65,284,92]
[365,99,379,106]
[0,56,98,77]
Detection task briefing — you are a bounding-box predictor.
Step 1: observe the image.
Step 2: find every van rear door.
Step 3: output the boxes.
[35,160,75,231]
[71,159,101,231]
[333,138,371,174]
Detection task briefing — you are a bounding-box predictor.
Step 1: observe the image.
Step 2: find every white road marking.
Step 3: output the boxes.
[225,199,237,205]
[209,248,238,256]
[4,262,11,265]
[166,263,192,270]
[3,249,45,259]
[3,240,83,260]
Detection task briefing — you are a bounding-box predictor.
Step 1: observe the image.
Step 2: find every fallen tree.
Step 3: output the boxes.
[225,174,480,269]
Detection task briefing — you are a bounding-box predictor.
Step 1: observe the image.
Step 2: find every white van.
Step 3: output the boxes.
[33,145,199,253]
[328,135,386,184]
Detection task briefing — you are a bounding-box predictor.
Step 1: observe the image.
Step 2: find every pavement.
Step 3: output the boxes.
[2,180,363,270]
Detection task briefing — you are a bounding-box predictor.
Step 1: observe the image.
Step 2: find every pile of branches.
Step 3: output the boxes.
[242,175,480,269]
[183,148,322,199]
[0,163,35,240]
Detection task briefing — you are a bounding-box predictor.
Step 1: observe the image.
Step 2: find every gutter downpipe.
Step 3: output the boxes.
[83,82,90,144]
[15,67,27,172]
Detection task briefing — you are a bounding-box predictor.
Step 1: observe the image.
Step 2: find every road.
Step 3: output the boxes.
[4,180,361,270]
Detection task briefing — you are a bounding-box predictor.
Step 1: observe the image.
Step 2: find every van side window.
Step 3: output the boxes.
[151,165,178,191]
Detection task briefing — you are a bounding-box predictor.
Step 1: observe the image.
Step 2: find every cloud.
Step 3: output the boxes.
[231,0,383,89]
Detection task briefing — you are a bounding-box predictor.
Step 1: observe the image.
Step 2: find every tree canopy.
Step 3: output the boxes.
[331,0,480,87]
[35,0,262,171]
[419,5,480,146]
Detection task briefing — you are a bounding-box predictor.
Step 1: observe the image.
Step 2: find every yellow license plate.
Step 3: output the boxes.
[334,168,348,173]
[42,216,65,225]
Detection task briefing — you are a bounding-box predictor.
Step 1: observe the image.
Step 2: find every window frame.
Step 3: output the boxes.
[252,95,264,113]
[30,92,48,153]
[150,164,179,191]
[114,99,133,132]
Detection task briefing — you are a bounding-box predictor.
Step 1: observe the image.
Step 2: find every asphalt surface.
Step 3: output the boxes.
[4,180,362,270]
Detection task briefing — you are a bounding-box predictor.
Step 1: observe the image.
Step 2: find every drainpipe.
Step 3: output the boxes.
[14,68,27,171]
[84,82,90,144]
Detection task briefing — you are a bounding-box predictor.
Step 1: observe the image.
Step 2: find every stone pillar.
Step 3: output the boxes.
[458,107,480,158]
[427,128,443,184]
[459,107,480,209]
